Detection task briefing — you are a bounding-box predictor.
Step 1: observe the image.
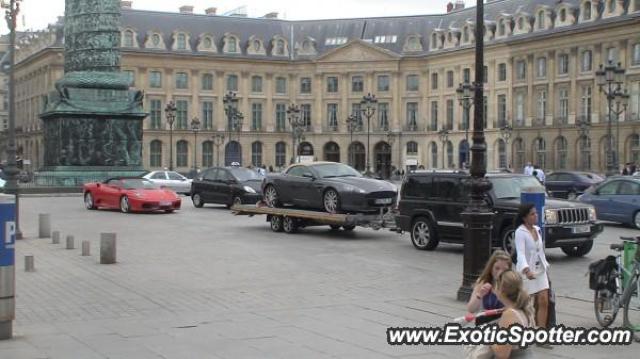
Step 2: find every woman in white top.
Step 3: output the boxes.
[514,203,550,328]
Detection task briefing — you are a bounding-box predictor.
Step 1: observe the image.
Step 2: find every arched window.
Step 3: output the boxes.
[446,141,454,168]
[430,142,438,168]
[202,36,212,49]
[406,141,418,155]
[176,140,189,167]
[537,11,545,29]
[202,141,213,167]
[534,137,546,169]
[228,37,237,53]
[251,141,263,166]
[498,19,506,36]
[276,39,285,55]
[579,136,592,170]
[124,30,134,47]
[150,140,162,167]
[559,9,566,22]
[629,134,640,165]
[275,141,287,168]
[177,33,186,50]
[583,2,592,20]
[323,142,340,162]
[555,136,568,169]
[152,33,161,46]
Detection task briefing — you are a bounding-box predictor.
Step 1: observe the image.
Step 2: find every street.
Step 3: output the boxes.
[0,195,638,358]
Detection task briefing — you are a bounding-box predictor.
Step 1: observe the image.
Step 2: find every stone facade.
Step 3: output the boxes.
[9,0,640,174]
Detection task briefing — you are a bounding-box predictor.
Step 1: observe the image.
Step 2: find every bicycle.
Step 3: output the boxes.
[592,235,640,341]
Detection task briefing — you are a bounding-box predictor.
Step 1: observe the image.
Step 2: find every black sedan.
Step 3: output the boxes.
[545,171,604,199]
[262,162,397,213]
[191,166,264,208]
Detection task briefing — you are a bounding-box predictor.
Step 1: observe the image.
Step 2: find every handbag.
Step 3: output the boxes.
[547,280,556,328]
[462,343,494,359]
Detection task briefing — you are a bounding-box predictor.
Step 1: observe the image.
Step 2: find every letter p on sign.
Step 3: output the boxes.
[5,221,15,247]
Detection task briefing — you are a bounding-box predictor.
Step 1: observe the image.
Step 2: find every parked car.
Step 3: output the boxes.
[190,166,264,208]
[396,171,603,257]
[262,162,397,213]
[545,171,604,199]
[578,177,640,229]
[83,178,181,213]
[142,170,192,195]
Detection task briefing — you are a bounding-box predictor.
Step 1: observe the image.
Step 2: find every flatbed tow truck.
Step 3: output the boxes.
[231,202,398,233]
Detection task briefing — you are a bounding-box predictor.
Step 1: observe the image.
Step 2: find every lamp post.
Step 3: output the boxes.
[596,61,627,176]
[190,116,200,171]
[164,101,177,170]
[360,93,377,176]
[499,124,513,170]
[286,104,303,164]
[386,129,395,178]
[457,0,494,302]
[438,127,450,168]
[577,117,591,171]
[346,114,359,167]
[212,132,225,167]
[457,81,474,167]
[613,90,630,171]
[223,91,244,143]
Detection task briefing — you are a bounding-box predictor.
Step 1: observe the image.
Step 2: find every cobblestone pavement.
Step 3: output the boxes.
[0,195,637,358]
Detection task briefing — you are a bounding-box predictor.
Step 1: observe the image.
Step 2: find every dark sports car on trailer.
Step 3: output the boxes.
[262,162,397,213]
[83,178,181,213]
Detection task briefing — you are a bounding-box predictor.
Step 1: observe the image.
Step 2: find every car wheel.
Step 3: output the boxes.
[164,209,175,213]
[634,211,640,230]
[270,216,284,232]
[120,196,130,213]
[282,216,297,234]
[264,185,280,208]
[323,189,340,214]
[500,227,518,263]
[567,191,577,200]
[342,225,356,232]
[329,224,341,231]
[232,196,242,207]
[191,193,205,208]
[410,217,438,250]
[84,192,96,210]
[561,240,594,257]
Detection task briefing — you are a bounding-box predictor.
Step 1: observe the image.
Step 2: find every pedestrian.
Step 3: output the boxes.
[268,165,274,173]
[523,162,534,176]
[622,163,630,175]
[514,203,550,329]
[490,270,536,358]
[534,165,545,184]
[466,250,512,313]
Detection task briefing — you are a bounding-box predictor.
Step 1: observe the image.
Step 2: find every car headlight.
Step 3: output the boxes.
[243,186,256,194]
[545,208,558,225]
[588,207,597,221]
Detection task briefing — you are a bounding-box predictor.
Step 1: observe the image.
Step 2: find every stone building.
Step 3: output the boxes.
[9,0,640,175]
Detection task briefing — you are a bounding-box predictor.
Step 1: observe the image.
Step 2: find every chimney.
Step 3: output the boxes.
[121,1,132,9]
[179,5,194,14]
[454,0,465,10]
[262,12,278,19]
[446,2,454,13]
[205,7,217,16]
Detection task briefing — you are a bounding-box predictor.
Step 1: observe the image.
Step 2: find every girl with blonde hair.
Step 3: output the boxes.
[467,250,512,313]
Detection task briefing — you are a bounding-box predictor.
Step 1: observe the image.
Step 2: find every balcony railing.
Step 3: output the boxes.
[553,117,568,126]
[405,123,418,131]
[575,115,592,125]
[428,124,438,131]
[532,118,545,127]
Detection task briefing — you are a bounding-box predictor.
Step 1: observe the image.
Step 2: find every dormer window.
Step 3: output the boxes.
[463,27,469,43]
[276,39,285,55]
[124,30,134,47]
[431,33,438,49]
[197,34,217,53]
[152,34,161,46]
[302,40,311,51]
[498,19,506,36]
[559,9,566,22]
[608,0,615,13]
[584,2,591,20]
[177,34,186,50]
[202,37,212,49]
[254,40,261,51]
[517,17,524,30]
[537,11,545,30]
[404,35,422,52]
[229,38,237,52]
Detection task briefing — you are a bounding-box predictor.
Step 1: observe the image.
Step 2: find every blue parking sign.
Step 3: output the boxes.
[0,201,16,267]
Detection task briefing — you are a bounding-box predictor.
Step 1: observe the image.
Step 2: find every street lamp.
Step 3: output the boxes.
[190,116,201,171]
[212,132,225,167]
[386,129,395,177]
[438,127,450,168]
[164,101,177,171]
[360,93,377,176]
[223,91,244,143]
[596,61,627,176]
[457,0,494,302]
[576,117,591,171]
[346,114,359,167]
[286,104,303,164]
[499,124,513,170]
[613,89,630,170]
[456,81,474,166]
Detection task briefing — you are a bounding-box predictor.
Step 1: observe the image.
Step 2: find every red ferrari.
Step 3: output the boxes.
[83,178,181,213]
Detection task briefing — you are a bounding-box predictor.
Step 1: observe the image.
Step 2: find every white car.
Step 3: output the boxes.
[142,171,192,195]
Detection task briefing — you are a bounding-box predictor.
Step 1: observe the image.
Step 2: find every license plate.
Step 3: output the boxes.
[375,198,392,205]
[160,201,171,206]
[572,225,590,234]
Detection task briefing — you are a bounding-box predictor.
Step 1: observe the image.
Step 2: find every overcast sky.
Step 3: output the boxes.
[2,0,476,33]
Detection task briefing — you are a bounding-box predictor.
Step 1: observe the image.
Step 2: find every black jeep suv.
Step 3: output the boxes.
[395,171,603,257]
